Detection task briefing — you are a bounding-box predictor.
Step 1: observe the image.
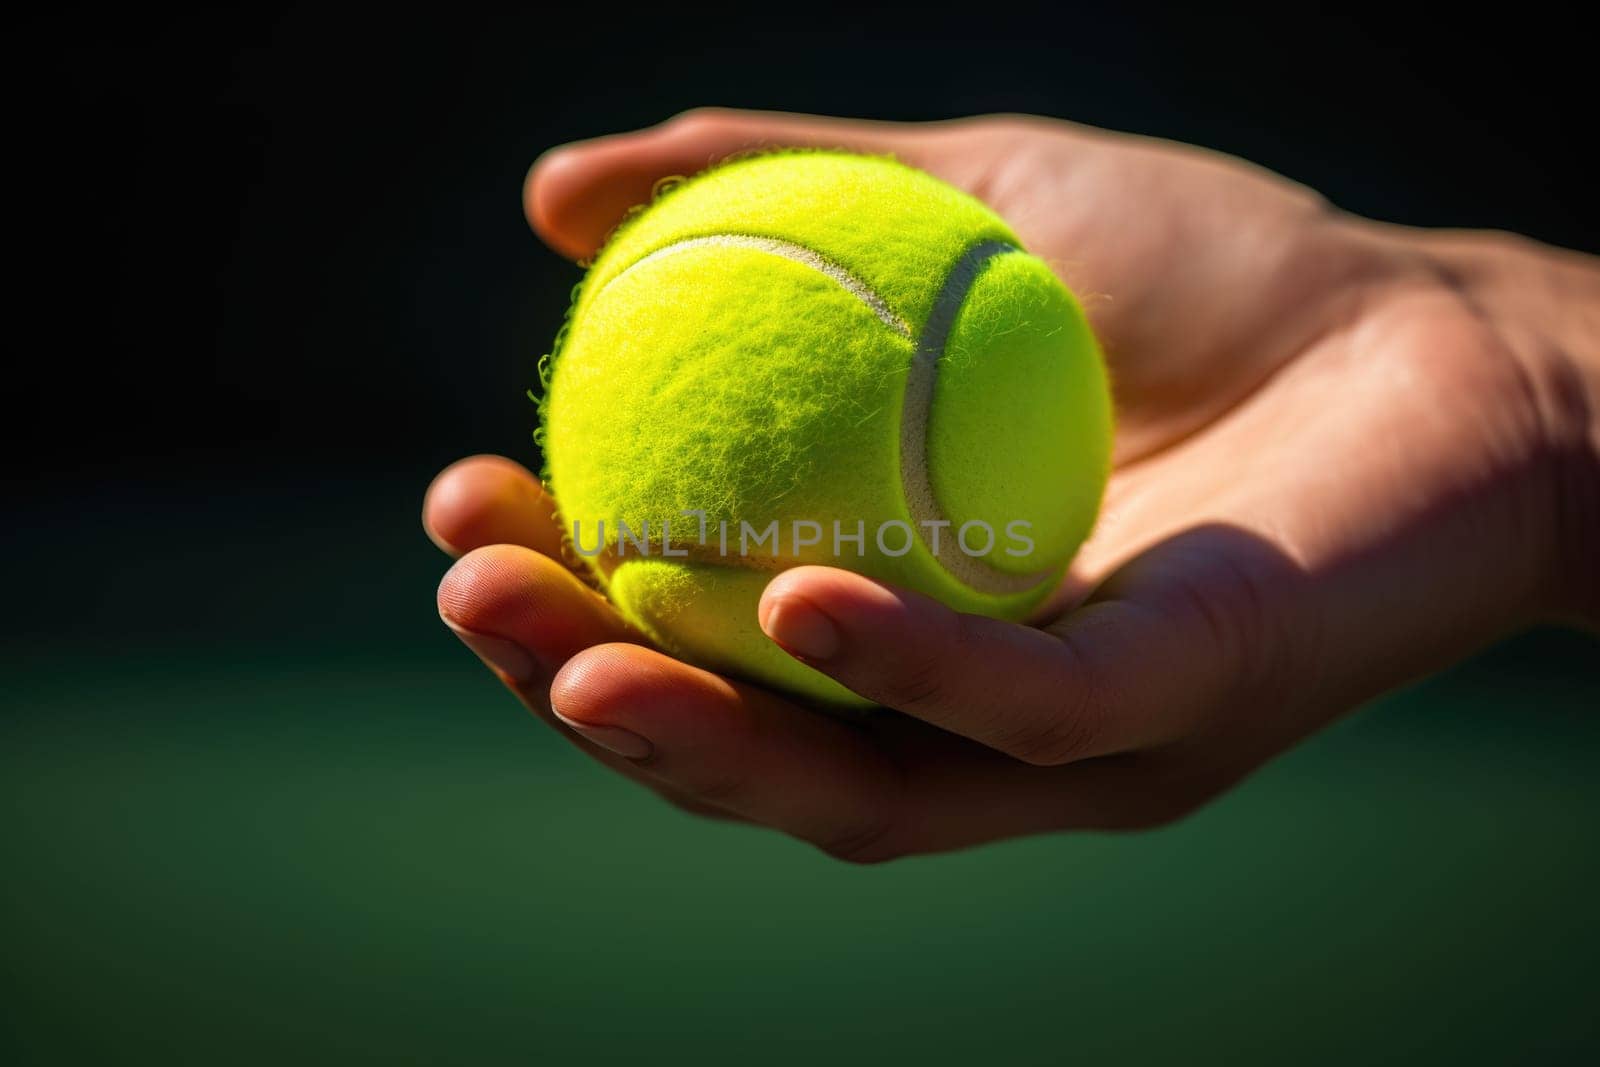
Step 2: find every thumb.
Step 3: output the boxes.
[758,525,1311,764]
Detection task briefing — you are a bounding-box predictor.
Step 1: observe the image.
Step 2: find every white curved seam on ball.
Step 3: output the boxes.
[900,240,1059,597]
[600,234,912,338]
[602,232,1055,597]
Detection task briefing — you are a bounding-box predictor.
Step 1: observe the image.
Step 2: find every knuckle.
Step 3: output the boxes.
[996,709,1102,767]
[1156,533,1311,718]
[994,637,1107,766]
[665,106,736,137]
[876,608,982,714]
[878,651,949,714]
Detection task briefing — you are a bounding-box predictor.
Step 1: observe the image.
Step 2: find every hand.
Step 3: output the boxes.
[426,109,1600,860]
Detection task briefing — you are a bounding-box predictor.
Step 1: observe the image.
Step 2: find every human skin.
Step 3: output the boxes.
[424,109,1600,861]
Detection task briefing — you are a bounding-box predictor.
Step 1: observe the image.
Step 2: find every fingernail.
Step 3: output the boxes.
[445,622,539,683]
[551,711,654,761]
[760,596,840,662]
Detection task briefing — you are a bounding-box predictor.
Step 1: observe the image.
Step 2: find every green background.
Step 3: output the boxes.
[4,476,1596,1065]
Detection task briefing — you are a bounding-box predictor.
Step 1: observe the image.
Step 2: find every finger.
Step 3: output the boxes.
[438,546,1065,857]
[526,108,943,261]
[435,544,733,819]
[758,567,1154,764]
[437,543,640,673]
[551,644,1232,857]
[549,642,911,862]
[423,455,564,560]
[759,531,1302,766]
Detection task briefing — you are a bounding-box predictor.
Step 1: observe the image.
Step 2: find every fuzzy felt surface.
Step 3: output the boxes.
[608,559,862,706]
[929,250,1112,576]
[542,151,1111,705]
[572,152,1017,334]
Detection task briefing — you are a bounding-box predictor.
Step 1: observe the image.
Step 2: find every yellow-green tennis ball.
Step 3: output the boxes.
[541,151,1112,706]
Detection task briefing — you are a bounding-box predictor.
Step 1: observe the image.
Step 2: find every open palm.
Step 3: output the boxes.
[426,109,1585,860]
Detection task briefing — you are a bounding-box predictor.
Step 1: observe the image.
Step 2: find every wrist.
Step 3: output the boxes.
[1419,231,1600,626]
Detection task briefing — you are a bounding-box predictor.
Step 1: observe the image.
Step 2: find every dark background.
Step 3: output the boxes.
[6,7,1598,1064]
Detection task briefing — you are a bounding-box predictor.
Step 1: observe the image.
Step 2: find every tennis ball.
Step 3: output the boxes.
[540,151,1112,705]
